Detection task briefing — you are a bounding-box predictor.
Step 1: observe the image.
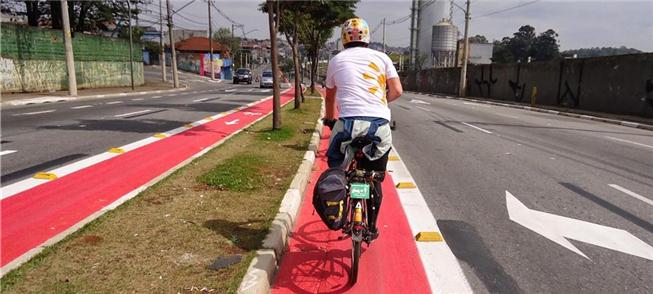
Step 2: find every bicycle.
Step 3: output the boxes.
[338,136,385,284]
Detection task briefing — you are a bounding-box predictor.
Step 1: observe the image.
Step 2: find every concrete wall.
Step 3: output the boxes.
[401,53,653,118]
[1,24,143,93]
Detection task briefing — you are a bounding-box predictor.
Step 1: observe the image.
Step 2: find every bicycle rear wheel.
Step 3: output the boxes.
[351,238,361,284]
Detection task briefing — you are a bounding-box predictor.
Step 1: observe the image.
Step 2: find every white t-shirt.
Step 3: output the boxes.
[325,47,399,121]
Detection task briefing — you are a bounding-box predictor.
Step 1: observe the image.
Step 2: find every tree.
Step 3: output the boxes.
[492,37,514,63]
[468,35,488,44]
[561,46,641,58]
[266,0,281,130]
[299,1,358,92]
[508,25,536,63]
[531,29,560,61]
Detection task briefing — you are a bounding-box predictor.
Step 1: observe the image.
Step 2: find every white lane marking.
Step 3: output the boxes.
[463,101,491,108]
[409,99,430,104]
[12,109,56,116]
[225,89,236,92]
[492,112,519,119]
[151,95,163,99]
[605,136,653,150]
[247,89,255,92]
[0,150,18,156]
[114,109,152,118]
[118,93,127,96]
[461,122,493,134]
[106,101,122,105]
[71,105,92,109]
[506,191,653,261]
[388,147,473,293]
[193,98,210,102]
[415,106,430,112]
[259,89,272,93]
[608,184,653,207]
[165,94,176,97]
[131,98,144,101]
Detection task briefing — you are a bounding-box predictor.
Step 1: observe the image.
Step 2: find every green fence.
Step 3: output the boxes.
[1,24,143,93]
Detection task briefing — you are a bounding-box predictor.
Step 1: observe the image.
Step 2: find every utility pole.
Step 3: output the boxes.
[166,0,179,88]
[127,0,135,91]
[267,0,280,129]
[409,0,419,69]
[61,0,77,96]
[159,0,166,82]
[207,0,215,79]
[231,24,235,38]
[382,18,386,53]
[458,0,470,97]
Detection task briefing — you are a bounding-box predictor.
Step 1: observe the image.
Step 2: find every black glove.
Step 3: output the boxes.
[322,118,337,130]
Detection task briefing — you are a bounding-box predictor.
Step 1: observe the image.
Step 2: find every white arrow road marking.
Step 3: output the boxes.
[243,112,262,116]
[461,122,493,134]
[410,99,430,104]
[225,119,239,125]
[114,109,152,118]
[506,191,653,261]
[0,150,17,156]
[608,184,653,207]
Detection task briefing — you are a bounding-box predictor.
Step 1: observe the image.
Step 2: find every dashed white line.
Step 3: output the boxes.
[132,98,144,101]
[0,150,18,156]
[12,109,56,116]
[151,95,163,99]
[605,136,653,150]
[415,106,430,112]
[461,122,493,134]
[609,184,653,207]
[106,101,122,105]
[114,109,152,118]
[225,89,236,92]
[71,105,92,109]
[193,98,210,102]
[493,113,519,119]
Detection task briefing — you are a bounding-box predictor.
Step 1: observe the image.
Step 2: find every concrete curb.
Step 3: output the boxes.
[3,85,189,107]
[237,95,325,294]
[411,92,653,131]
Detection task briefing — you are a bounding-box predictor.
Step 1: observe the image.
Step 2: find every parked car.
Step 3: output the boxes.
[233,68,252,84]
[260,69,273,88]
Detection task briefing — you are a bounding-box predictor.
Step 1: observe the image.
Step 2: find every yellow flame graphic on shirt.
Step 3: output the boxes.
[364,62,387,105]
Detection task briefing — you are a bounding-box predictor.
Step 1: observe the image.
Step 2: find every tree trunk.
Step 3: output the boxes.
[310,53,318,92]
[50,1,63,30]
[291,11,301,108]
[26,2,40,26]
[76,2,90,32]
[267,0,281,130]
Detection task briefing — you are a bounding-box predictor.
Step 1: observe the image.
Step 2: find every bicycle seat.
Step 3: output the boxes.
[350,137,372,149]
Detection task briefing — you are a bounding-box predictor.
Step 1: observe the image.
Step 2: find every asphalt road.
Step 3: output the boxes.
[390,92,653,293]
[1,67,273,185]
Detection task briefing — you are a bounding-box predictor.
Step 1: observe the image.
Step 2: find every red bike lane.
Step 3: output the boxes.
[271,123,431,293]
[1,90,295,269]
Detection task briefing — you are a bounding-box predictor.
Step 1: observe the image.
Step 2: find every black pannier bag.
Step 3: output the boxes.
[312,168,349,230]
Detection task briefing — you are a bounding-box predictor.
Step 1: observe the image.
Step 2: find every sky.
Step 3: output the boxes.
[143,0,653,52]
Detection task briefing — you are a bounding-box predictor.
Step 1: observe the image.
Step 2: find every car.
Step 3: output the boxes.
[260,69,273,88]
[233,68,252,84]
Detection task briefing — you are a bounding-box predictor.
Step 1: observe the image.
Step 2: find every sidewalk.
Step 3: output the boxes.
[1,77,185,107]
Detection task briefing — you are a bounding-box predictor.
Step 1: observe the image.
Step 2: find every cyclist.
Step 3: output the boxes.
[323,17,403,242]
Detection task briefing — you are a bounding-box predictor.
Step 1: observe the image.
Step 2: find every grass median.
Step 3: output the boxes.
[1,95,322,293]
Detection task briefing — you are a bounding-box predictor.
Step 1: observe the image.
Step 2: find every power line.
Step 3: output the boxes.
[476,0,541,18]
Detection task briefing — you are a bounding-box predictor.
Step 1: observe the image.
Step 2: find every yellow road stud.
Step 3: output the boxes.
[415,232,443,242]
[395,182,417,189]
[33,172,58,180]
[153,133,168,138]
[108,147,125,154]
[184,124,194,128]
[388,155,400,161]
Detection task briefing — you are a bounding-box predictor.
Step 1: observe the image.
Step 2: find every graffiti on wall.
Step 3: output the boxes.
[508,64,525,102]
[474,65,497,97]
[556,60,584,108]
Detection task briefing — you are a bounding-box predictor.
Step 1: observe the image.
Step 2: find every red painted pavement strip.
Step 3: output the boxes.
[0,90,295,267]
[272,122,432,293]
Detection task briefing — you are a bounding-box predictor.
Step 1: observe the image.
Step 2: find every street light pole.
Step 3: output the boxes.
[166,0,179,88]
[61,0,77,96]
[458,0,471,97]
[127,0,135,91]
[207,0,215,80]
[159,0,166,82]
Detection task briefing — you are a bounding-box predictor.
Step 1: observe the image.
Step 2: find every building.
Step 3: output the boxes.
[173,37,232,79]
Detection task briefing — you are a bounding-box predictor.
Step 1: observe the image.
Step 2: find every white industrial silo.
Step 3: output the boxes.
[417,0,448,68]
[431,19,458,68]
